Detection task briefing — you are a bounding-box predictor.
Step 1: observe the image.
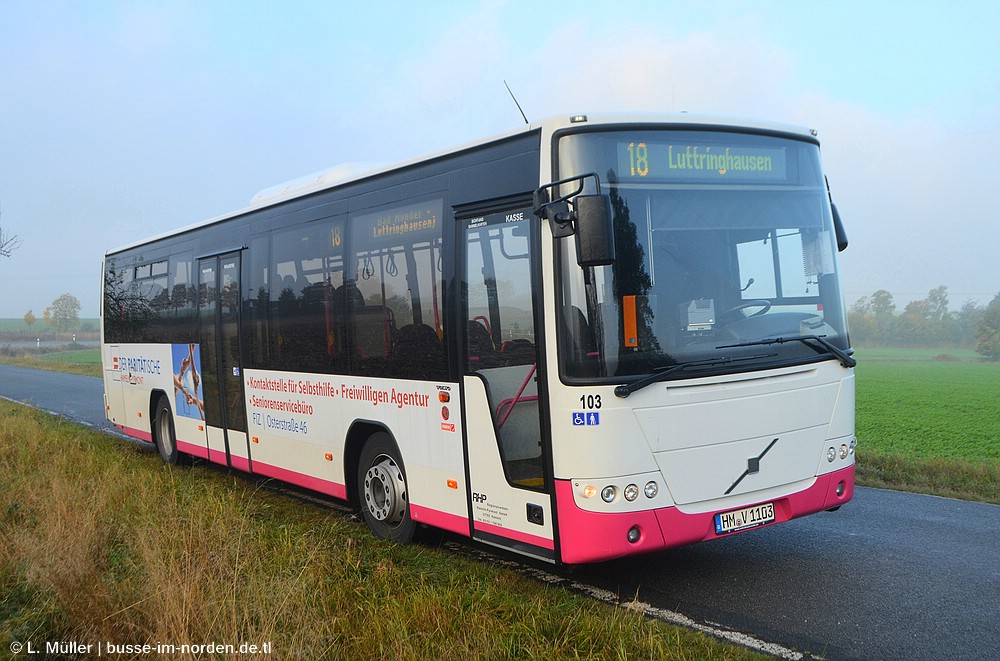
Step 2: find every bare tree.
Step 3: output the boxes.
[1,202,21,258]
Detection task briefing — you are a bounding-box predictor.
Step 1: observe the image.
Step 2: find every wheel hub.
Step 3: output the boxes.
[363,455,406,525]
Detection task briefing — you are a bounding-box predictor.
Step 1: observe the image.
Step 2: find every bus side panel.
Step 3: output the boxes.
[103,343,126,429]
[104,343,211,456]
[107,344,175,441]
[243,370,469,528]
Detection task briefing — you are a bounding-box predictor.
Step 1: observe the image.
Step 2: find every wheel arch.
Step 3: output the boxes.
[344,420,396,509]
[149,389,170,433]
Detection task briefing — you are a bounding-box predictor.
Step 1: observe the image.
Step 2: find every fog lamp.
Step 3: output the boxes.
[627,526,641,544]
[836,481,846,496]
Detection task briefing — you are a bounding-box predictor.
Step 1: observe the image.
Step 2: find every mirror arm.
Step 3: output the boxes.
[533,172,602,218]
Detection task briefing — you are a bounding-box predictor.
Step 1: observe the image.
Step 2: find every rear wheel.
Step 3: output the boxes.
[357,432,416,543]
[153,396,181,465]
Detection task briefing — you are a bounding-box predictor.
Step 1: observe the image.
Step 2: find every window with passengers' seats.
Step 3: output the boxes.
[350,198,447,380]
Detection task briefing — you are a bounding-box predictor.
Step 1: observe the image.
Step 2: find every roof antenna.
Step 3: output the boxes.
[504,80,529,125]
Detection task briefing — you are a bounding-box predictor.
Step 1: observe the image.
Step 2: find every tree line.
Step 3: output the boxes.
[848,285,1000,360]
[9,294,87,336]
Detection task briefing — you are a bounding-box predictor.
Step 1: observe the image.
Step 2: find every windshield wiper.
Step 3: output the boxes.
[716,334,857,368]
[614,353,777,398]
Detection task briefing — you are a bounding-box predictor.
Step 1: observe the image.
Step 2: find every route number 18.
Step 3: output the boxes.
[627,142,649,177]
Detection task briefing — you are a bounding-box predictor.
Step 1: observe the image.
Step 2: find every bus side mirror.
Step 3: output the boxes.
[574,194,616,266]
[831,203,848,252]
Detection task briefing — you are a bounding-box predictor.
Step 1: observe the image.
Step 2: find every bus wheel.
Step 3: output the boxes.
[153,396,181,465]
[357,432,416,543]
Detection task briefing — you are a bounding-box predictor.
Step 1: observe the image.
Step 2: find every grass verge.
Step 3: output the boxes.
[0,400,761,660]
[855,452,1000,504]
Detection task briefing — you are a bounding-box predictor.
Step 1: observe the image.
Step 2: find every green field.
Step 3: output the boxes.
[0,317,100,333]
[0,347,102,377]
[853,348,1000,502]
[855,349,999,461]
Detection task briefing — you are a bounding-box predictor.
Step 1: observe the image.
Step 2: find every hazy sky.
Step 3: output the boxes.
[1,0,998,318]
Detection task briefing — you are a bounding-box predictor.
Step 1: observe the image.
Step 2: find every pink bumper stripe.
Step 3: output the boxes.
[556,466,855,564]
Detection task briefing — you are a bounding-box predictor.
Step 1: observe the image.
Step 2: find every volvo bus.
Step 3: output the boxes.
[102,113,856,564]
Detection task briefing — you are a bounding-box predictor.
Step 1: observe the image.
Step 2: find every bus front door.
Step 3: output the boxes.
[198,252,250,470]
[461,205,555,562]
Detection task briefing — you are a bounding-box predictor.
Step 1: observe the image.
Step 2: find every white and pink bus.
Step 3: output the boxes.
[102,113,855,564]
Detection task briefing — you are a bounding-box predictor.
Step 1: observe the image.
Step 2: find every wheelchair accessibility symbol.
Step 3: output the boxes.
[572,412,600,426]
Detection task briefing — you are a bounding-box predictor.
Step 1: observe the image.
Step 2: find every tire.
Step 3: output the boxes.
[357,431,416,543]
[153,396,181,465]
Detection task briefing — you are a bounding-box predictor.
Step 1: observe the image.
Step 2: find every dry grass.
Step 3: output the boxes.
[0,401,761,660]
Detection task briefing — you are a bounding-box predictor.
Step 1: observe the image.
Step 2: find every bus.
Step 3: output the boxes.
[102,113,855,564]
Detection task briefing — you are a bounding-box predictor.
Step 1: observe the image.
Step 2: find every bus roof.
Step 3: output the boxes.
[106,112,816,256]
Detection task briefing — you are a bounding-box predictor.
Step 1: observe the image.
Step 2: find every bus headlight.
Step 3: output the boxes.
[839,444,850,460]
[644,481,658,498]
[624,484,639,502]
[827,447,837,462]
[601,486,617,503]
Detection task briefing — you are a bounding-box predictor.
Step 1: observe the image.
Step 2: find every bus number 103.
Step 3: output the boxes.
[627,142,649,177]
[579,394,602,410]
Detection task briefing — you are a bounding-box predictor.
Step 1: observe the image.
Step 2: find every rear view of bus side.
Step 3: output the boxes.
[102,113,855,564]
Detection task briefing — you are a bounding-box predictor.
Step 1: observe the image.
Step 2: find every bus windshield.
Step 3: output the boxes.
[556,129,850,381]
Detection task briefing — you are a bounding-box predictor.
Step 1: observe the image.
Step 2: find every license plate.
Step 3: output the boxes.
[714,502,775,534]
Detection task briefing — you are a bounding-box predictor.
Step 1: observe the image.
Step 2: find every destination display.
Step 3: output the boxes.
[618,140,788,182]
[354,198,443,246]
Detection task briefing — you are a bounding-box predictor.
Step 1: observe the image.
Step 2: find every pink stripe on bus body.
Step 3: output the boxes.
[117,424,153,443]
[251,460,348,500]
[176,438,209,459]
[411,504,470,537]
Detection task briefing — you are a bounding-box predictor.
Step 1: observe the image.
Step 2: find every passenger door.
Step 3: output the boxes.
[198,251,250,469]
[460,203,555,561]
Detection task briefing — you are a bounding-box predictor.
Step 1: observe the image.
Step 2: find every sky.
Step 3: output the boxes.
[1,0,998,319]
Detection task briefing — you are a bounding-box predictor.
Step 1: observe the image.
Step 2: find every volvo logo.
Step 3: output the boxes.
[725,438,779,495]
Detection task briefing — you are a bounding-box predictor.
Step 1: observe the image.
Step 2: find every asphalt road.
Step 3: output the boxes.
[2,364,998,660]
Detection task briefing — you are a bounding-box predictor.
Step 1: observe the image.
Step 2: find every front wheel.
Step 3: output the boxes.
[153,396,181,465]
[357,432,416,543]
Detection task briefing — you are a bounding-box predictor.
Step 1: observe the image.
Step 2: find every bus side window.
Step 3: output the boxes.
[269,218,346,374]
[349,199,446,380]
